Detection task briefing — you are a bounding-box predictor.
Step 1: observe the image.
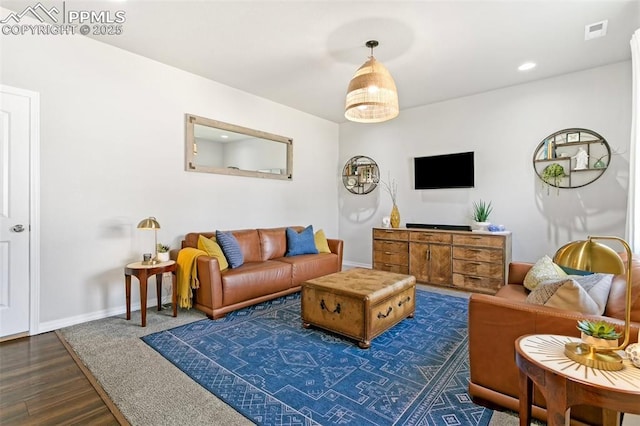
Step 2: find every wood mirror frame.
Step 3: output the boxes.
[185,114,293,180]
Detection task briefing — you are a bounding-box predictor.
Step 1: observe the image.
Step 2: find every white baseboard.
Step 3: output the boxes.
[342,260,371,269]
[36,296,169,334]
[39,264,373,335]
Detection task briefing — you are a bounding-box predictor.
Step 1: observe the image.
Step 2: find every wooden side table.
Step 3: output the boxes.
[124,260,177,327]
[515,334,640,426]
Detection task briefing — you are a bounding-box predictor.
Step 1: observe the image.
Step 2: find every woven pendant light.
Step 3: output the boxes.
[345,40,399,123]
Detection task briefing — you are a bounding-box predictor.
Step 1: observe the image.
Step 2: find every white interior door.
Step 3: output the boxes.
[0,87,33,338]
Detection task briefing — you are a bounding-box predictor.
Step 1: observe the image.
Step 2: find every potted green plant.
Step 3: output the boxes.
[577,319,622,349]
[541,163,566,195]
[156,243,170,262]
[472,200,492,231]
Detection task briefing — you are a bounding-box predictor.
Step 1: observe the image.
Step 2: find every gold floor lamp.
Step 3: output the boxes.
[553,236,633,371]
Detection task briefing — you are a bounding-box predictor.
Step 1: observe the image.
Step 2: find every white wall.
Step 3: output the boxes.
[339,62,632,265]
[0,13,340,331]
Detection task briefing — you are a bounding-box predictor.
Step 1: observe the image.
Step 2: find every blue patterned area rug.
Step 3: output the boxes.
[142,289,492,426]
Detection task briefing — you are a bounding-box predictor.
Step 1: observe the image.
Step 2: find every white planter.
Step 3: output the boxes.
[580,332,618,349]
[156,252,170,262]
[473,221,490,231]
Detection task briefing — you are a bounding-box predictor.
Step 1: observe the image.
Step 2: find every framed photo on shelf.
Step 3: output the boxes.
[566,132,580,143]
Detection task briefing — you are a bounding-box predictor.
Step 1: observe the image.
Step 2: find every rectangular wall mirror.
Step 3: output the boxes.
[185,114,293,180]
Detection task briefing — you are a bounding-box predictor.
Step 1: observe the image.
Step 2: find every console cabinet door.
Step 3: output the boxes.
[409,242,429,282]
[429,244,452,285]
[409,242,451,285]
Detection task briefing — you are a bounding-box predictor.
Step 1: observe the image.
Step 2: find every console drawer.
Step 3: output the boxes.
[452,246,503,263]
[453,234,504,248]
[452,273,502,294]
[373,263,409,274]
[452,259,504,279]
[373,229,409,241]
[409,232,452,244]
[373,250,409,266]
[373,240,408,253]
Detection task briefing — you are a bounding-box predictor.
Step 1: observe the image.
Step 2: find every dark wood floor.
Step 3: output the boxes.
[0,331,125,425]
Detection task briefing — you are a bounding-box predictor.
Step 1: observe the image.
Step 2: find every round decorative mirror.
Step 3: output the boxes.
[342,156,379,194]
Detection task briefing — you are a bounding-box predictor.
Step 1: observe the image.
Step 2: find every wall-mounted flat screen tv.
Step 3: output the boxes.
[414,151,474,189]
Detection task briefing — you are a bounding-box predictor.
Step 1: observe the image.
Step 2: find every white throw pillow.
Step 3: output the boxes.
[525,273,614,315]
[523,255,567,291]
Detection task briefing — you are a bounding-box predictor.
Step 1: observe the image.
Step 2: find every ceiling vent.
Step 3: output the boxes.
[585,20,608,40]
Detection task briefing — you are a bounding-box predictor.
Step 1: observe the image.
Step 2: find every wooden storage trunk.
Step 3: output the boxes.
[301,268,416,348]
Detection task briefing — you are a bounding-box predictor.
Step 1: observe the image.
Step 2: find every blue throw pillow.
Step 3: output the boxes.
[215,231,244,268]
[285,225,319,256]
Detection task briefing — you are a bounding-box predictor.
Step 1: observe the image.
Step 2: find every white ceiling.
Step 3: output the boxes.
[6,1,639,123]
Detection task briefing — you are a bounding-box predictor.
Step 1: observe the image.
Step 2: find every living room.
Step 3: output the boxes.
[1,0,637,334]
[1,1,640,424]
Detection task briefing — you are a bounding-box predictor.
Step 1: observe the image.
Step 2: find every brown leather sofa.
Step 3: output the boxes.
[179,227,343,319]
[468,253,640,425]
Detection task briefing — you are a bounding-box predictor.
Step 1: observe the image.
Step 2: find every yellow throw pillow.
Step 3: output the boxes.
[197,235,229,271]
[314,229,331,253]
[523,255,567,291]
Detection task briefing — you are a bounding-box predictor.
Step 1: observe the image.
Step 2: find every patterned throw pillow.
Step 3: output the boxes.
[314,229,331,253]
[285,225,319,256]
[525,273,614,315]
[523,255,567,290]
[197,235,229,271]
[215,231,244,268]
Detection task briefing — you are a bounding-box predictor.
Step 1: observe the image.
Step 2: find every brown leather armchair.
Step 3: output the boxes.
[468,254,640,425]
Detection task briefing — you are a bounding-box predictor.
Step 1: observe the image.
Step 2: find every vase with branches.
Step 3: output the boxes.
[381,172,400,228]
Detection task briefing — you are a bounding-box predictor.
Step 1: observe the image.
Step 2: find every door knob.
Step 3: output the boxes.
[11,224,25,233]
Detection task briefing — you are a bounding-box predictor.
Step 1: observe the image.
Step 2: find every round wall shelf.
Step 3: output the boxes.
[532,128,610,190]
[342,156,379,194]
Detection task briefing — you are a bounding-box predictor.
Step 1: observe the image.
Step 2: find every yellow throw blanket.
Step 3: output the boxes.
[176,247,207,309]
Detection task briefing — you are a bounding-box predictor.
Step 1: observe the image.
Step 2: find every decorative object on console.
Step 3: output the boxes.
[554,236,634,370]
[533,128,611,192]
[381,172,400,228]
[342,155,379,194]
[156,244,170,262]
[345,40,399,123]
[472,199,492,231]
[137,216,161,265]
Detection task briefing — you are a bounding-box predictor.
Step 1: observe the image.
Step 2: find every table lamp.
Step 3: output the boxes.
[137,216,161,265]
[553,236,632,371]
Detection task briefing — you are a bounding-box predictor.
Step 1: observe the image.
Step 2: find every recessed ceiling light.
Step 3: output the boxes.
[518,62,536,71]
[220,134,229,139]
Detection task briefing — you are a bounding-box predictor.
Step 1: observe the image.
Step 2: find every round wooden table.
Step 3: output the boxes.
[124,260,177,327]
[515,334,640,426]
